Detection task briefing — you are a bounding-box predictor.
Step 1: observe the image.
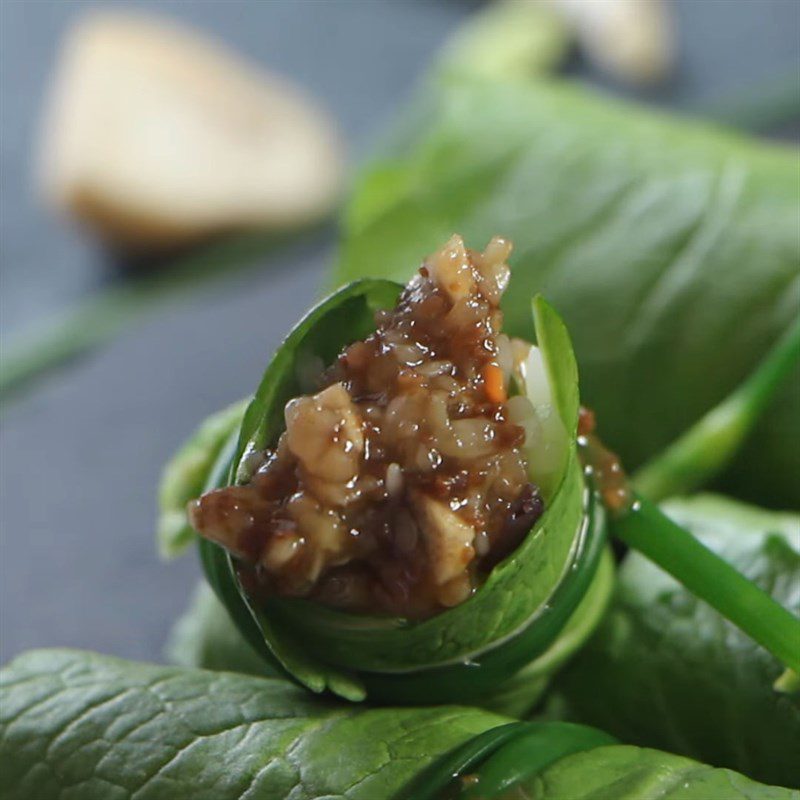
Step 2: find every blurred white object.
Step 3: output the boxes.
[38,12,343,248]
[438,0,571,80]
[543,0,675,85]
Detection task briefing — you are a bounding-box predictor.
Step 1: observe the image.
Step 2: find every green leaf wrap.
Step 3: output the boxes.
[196,280,608,702]
[168,546,614,718]
[335,76,800,508]
[157,399,248,558]
[1,650,795,800]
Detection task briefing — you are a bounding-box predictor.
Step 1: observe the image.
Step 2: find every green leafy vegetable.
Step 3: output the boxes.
[167,546,614,718]
[1,649,795,800]
[0,649,504,800]
[532,296,579,444]
[157,399,248,558]
[335,76,800,508]
[547,494,800,788]
[526,295,578,499]
[505,746,797,800]
[401,720,618,800]
[455,722,617,799]
[164,583,269,676]
[403,722,539,800]
[198,280,608,703]
[471,547,614,719]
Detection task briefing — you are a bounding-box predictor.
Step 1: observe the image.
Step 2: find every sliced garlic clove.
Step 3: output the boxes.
[410,491,476,587]
[38,12,343,249]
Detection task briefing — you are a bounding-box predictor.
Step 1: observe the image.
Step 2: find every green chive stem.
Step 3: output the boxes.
[633,319,800,502]
[610,494,800,674]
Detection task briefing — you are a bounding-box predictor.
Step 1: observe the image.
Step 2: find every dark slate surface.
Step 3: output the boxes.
[1,0,798,665]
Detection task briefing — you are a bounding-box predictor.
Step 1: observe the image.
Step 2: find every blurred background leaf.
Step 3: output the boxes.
[4,0,798,404]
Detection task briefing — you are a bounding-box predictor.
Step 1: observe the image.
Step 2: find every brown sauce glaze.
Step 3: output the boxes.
[577,406,634,515]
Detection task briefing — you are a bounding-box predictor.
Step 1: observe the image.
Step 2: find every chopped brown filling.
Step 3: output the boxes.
[189,235,543,618]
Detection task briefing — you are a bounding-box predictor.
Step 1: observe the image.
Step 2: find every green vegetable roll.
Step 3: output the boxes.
[184,236,611,703]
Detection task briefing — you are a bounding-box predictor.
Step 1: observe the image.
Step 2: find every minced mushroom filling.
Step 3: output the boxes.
[189,235,543,618]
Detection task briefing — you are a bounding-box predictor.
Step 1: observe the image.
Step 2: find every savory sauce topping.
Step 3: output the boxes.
[577,406,633,514]
[189,235,543,618]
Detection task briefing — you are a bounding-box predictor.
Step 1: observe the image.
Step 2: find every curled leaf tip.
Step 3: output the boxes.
[774,668,800,695]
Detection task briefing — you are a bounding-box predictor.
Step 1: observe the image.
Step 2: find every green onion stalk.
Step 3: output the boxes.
[612,321,800,685]
[609,494,800,682]
[634,319,800,502]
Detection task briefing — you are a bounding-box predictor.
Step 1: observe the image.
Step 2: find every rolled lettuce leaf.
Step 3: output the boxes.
[158,398,248,558]
[168,548,614,719]
[193,279,609,703]
[1,649,795,800]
